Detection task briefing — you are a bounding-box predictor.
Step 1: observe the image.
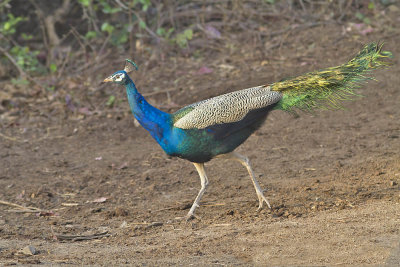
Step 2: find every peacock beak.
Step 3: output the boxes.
[102,76,113,84]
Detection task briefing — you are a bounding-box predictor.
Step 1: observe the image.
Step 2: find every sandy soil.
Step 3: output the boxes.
[1,21,399,266]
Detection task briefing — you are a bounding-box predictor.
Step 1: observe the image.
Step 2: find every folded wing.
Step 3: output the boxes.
[173,85,282,130]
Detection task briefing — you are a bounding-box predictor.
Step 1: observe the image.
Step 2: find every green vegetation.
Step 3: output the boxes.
[1,0,197,77]
[0,11,41,74]
[0,0,395,81]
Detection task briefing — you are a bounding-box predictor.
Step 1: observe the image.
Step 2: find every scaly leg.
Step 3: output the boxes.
[218,152,271,210]
[186,162,209,220]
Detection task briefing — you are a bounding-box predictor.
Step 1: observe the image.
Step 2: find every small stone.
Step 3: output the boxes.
[106,207,128,218]
[91,207,104,213]
[283,211,290,217]
[20,245,37,256]
[114,207,128,217]
[226,210,234,216]
[390,181,397,186]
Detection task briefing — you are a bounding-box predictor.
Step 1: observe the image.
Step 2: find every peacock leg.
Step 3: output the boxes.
[218,152,271,210]
[186,162,209,220]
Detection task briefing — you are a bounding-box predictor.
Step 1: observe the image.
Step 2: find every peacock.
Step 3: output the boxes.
[102,43,391,219]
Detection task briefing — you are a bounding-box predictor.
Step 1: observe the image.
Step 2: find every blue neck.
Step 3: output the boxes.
[125,78,172,143]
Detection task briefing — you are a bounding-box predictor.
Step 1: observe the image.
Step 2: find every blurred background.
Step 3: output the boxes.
[1,0,398,122]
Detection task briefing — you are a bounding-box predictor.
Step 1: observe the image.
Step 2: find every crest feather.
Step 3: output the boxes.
[124,59,139,73]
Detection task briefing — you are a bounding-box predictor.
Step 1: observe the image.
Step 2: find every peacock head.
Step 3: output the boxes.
[102,59,138,85]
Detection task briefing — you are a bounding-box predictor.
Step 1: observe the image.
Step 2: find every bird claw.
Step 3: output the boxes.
[184,213,198,221]
[174,214,197,222]
[256,205,264,212]
[256,193,272,211]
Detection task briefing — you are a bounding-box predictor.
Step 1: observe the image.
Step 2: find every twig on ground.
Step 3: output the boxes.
[0,132,22,142]
[0,200,44,213]
[202,203,225,207]
[54,231,111,241]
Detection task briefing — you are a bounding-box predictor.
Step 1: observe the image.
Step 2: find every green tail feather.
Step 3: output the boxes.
[272,42,392,112]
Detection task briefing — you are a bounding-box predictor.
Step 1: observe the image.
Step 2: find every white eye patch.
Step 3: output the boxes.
[114,73,125,82]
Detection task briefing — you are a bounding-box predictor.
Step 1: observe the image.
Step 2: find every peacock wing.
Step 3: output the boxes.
[172,85,282,130]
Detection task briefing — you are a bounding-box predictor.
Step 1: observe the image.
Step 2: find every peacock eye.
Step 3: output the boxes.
[114,73,124,82]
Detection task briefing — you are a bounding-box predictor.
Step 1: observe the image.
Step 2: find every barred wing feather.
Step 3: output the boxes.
[173,85,282,129]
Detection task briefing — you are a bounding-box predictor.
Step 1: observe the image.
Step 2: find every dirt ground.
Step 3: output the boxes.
[1,19,400,266]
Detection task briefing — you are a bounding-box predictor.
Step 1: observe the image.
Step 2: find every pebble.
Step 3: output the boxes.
[20,245,37,256]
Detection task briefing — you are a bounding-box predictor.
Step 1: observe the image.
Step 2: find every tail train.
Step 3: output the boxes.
[272,42,392,112]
